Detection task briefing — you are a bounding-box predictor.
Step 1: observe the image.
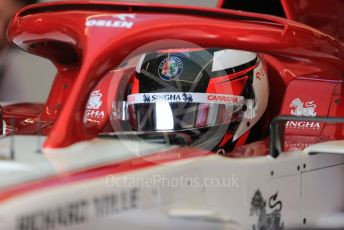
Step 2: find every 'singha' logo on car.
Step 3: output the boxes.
[85,89,105,119]
[287,98,319,130]
[250,190,284,230]
[290,98,316,117]
[286,121,320,130]
[158,56,183,81]
[87,90,103,110]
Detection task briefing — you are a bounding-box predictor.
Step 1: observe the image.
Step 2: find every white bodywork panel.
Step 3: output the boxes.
[0,136,176,188]
[301,164,344,227]
[0,137,343,229]
[300,141,344,227]
[305,140,344,155]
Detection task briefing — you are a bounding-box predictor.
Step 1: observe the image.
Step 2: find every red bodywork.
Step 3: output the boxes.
[281,0,344,42]
[5,0,344,149]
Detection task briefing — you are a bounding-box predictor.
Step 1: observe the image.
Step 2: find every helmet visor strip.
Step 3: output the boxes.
[117,92,245,131]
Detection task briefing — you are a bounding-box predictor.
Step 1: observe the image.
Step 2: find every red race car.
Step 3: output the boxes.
[0,0,344,229]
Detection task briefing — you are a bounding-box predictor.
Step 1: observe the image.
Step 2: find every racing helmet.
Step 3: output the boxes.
[116,48,269,153]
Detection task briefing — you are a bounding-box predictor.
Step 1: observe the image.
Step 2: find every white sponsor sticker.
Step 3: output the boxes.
[85,90,105,119]
[286,121,321,130]
[290,98,317,117]
[87,90,103,110]
[127,93,244,105]
[85,14,136,29]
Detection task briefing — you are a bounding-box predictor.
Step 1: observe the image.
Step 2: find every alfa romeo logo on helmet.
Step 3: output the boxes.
[158,56,183,81]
